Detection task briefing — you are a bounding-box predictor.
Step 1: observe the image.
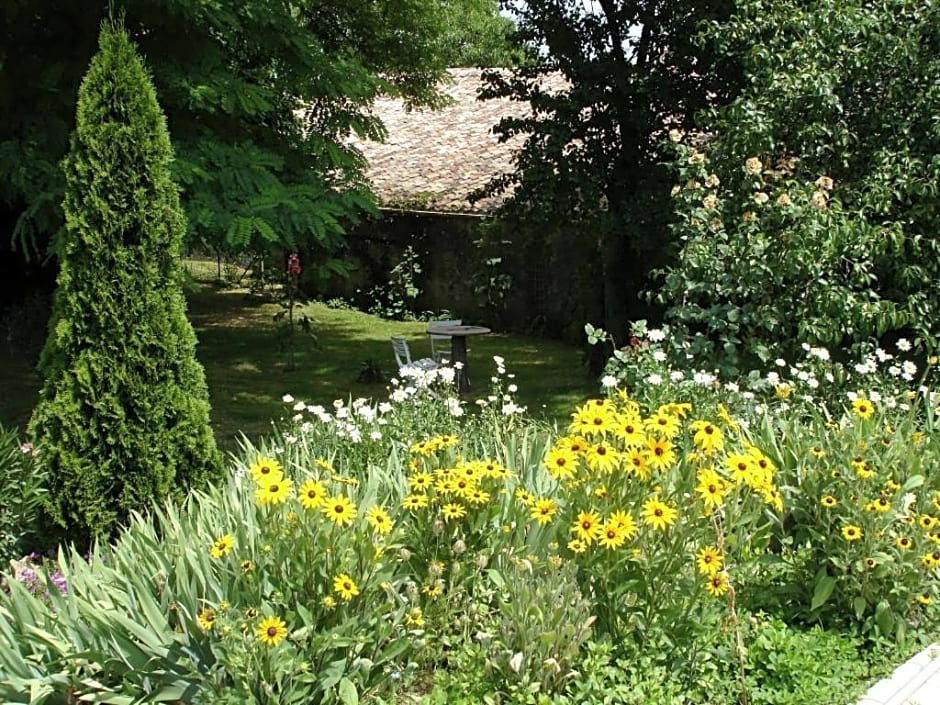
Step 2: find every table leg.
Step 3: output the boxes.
[450,335,470,393]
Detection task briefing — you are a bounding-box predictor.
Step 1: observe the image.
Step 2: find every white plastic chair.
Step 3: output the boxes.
[427,319,462,363]
[391,337,439,374]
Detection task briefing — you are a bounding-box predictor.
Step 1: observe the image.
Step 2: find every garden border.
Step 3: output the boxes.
[855,644,940,705]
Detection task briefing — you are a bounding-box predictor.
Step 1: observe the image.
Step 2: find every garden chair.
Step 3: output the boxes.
[427,319,462,363]
[390,337,439,375]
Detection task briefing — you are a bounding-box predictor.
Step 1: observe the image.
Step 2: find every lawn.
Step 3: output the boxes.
[0,262,596,450]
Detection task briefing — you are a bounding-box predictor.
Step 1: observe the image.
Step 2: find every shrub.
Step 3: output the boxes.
[27,21,221,544]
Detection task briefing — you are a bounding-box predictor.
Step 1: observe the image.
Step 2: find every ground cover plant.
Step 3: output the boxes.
[3,341,938,703]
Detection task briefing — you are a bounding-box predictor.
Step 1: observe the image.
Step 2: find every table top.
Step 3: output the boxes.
[427,324,491,336]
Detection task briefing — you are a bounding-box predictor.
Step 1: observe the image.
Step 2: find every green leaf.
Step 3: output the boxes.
[338,677,359,705]
[811,574,836,611]
[853,596,867,620]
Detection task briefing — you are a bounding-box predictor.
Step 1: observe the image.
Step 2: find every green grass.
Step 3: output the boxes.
[0,263,596,450]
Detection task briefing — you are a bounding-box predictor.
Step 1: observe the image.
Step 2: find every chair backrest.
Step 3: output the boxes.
[390,337,412,367]
[428,319,462,361]
[428,319,462,338]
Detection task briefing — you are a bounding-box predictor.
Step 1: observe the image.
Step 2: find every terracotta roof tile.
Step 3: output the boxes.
[350,68,565,214]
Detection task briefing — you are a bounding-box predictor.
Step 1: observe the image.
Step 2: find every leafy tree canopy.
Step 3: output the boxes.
[0,0,514,272]
[654,0,940,367]
[475,0,739,340]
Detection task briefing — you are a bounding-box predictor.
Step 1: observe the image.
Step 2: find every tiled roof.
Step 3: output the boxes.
[350,68,563,215]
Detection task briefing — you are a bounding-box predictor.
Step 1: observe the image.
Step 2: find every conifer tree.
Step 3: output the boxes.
[28,21,222,544]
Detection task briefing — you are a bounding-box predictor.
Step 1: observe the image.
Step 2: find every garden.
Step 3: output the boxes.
[4,1,940,704]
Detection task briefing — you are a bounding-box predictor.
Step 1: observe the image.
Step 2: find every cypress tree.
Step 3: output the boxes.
[28,21,222,545]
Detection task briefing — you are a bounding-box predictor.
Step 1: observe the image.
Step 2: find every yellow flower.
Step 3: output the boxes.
[514,488,536,507]
[896,537,913,550]
[608,510,638,539]
[322,495,358,526]
[333,573,360,601]
[624,449,651,480]
[567,537,588,554]
[408,472,434,492]
[923,551,940,569]
[645,437,676,472]
[257,616,288,646]
[852,398,874,420]
[441,502,466,520]
[641,498,678,531]
[918,593,933,605]
[256,477,294,506]
[809,446,825,458]
[613,413,646,447]
[422,581,443,598]
[645,410,680,439]
[696,469,728,511]
[571,511,604,544]
[690,420,723,454]
[250,457,283,485]
[366,506,393,535]
[298,479,328,510]
[570,401,615,437]
[210,534,235,559]
[404,607,425,627]
[705,572,730,597]
[530,498,557,526]
[696,546,723,576]
[466,488,490,505]
[841,525,863,541]
[865,497,891,513]
[197,608,217,631]
[544,446,579,480]
[322,595,337,609]
[585,442,619,474]
[598,522,626,550]
[744,156,762,174]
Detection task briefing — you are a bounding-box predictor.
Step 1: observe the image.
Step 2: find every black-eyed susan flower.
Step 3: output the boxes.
[514,488,535,507]
[404,607,424,627]
[256,477,293,506]
[530,498,557,526]
[597,522,626,550]
[613,413,646,447]
[841,525,863,541]
[919,514,937,531]
[923,551,940,569]
[809,446,825,459]
[624,449,651,480]
[467,488,490,505]
[571,511,604,544]
[333,573,360,601]
[422,581,442,598]
[608,510,637,539]
[852,398,874,419]
[366,506,393,535]
[696,546,723,576]
[249,457,283,484]
[691,420,724,455]
[298,479,328,510]
[897,537,913,550]
[567,537,588,554]
[323,495,357,525]
[257,616,288,646]
[821,495,838,508]
[209,534,234,559]
[441,502,466,520]
[240,560,255,573]
[544,446,579,480]
[645,409,681,438]
[641,498,678,531]
[646,437,676,472]
[585,442,619,474]
[705,572,730,597]
[696,469,727,510]
[917,593,932,606]
[408,472,434,492]
[197,608,217,631]
[864,557,878,569]
[402,494,430,512]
